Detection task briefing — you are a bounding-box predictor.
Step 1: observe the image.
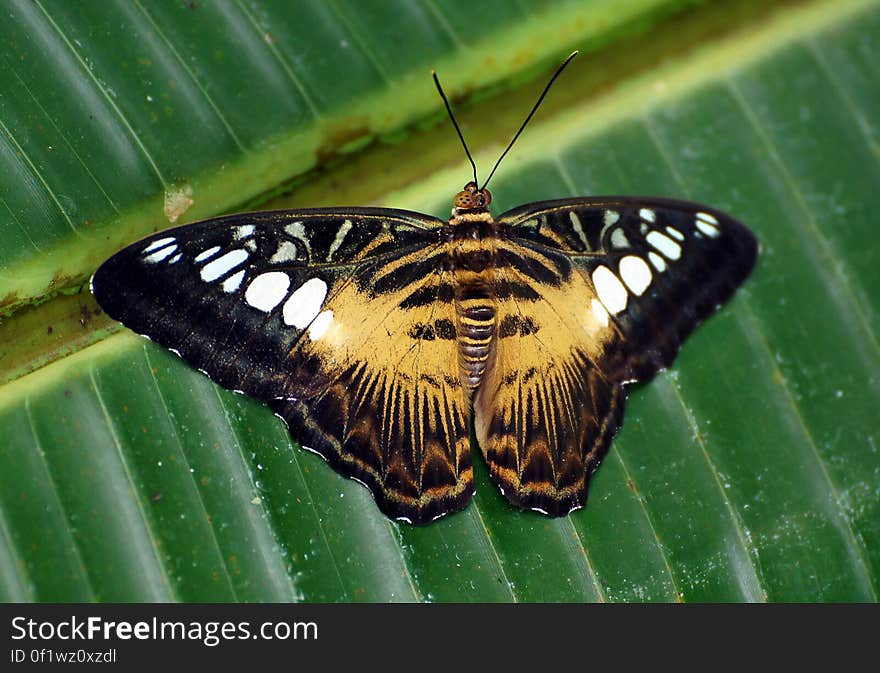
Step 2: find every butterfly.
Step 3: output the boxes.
[91,54,757,524]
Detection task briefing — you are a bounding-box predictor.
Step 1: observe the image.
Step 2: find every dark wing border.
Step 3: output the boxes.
[497,195,748,233]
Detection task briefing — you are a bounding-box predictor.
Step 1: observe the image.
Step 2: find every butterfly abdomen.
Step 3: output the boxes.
[449,222,498,391]
[455,283,495,390]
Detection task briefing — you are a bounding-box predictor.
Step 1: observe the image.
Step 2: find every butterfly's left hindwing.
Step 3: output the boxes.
[268,257,474,524]
[93,208,474,524]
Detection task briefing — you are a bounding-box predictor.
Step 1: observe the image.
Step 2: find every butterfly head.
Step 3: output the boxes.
[453,182,492,215]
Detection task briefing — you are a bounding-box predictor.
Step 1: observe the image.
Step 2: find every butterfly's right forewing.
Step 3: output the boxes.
[93,208,474,524]
[93,209,438,399]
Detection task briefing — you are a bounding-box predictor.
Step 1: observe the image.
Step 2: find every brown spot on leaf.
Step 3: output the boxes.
[79,304,92,327]
[164,183,194,223]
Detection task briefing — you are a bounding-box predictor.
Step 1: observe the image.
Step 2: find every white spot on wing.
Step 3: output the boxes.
[590,298,609,327]
[639,208,656,223]
[326,219,353,261]
[284,221,312,257]
[619,255,652,295]
[696,212,721,238]
[168,253,182,264]
[284,222,304,237]
[599,209,620,244]
[648,251,667,272]
[195,246,221,262]
[222,269,246,293]
[646,231,681,260]
[665,226,685,241]
[610,228,629,249]
[592,265,628,314]
[235,224,255,239]
[568,211,590,248]
[283,277,328,328]
[308,310,334,340]
[245,271,290,312]
[143,237,175,254]
[696,220,720,237]
[200,248,248,282]
[271,240,298,264]
[143,244,178,263]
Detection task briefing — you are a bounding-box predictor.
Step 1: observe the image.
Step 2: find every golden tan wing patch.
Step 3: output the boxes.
[473,239,625,515]
[272,245,473,524]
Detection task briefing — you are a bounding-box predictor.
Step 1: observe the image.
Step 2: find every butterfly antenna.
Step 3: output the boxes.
[480,51,578,191]
[433,70,479,187]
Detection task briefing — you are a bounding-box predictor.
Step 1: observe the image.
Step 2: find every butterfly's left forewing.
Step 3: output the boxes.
[93,208,474,524]
[93,209,433,398]
[499,197,758,381]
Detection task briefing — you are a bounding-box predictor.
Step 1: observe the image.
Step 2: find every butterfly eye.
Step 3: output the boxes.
[454,184,492,210]
[454,191,474,209]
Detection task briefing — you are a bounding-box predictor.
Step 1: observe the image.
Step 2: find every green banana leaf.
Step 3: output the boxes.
[1,0,878,602]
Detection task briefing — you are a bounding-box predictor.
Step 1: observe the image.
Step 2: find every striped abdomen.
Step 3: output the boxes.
[452,237,497,390]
